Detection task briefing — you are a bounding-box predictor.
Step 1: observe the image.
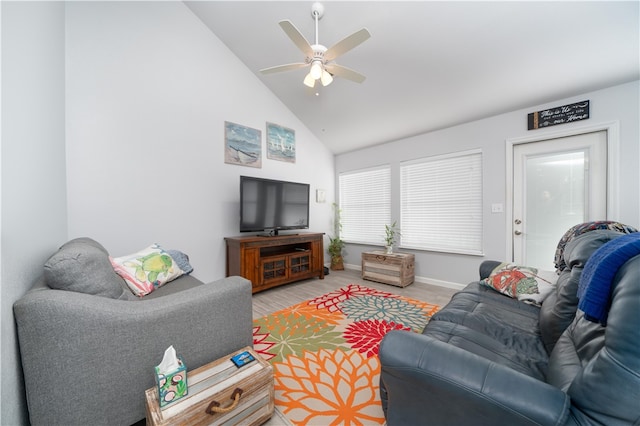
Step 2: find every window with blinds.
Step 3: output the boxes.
[338,166,391,245]
[400,150,483,255]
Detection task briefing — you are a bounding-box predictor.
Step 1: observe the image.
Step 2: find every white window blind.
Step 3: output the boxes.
[339,166,391,245]
[400,150,483,255]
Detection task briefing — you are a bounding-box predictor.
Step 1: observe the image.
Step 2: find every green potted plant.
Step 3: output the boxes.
[328,236,345,270]
[329,203,345,270]
[384,221,400,254]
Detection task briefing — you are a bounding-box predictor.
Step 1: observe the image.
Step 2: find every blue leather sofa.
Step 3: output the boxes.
[379,227,640,425]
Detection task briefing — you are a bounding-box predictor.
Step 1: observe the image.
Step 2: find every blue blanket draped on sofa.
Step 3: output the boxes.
[578,232,640,325]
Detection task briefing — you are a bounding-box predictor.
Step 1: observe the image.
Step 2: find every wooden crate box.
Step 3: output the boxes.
[362,251,415,287]
[145,347,273,426]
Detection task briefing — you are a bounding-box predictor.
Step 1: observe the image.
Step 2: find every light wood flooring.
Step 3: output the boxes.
[252,268,459,319]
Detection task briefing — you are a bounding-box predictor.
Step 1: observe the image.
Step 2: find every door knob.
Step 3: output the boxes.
[514,230,522,235]
[515,219,522,224]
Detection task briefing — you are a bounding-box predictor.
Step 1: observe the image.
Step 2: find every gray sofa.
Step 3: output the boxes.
[14,238,253,426]
[379,228,640,425]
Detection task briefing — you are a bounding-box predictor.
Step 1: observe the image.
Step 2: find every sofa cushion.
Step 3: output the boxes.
[423,320,548,380]
[454,281,542,313]
[44,238,133,300]
[546,311,605,391]
[548,255,640,425]
[426,282,548,380]
[433,283,542,333]
[142,274,204,299]
[110,244,185,297]
[539,230,625,353]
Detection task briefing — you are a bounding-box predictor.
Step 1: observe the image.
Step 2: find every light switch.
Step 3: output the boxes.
[491,203,504,213]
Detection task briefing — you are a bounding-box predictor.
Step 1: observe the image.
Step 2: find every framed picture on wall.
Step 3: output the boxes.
[224,121,262,168]
[266,122,295,163]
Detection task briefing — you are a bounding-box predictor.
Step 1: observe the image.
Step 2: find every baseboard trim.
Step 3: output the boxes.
[343,263,466,291]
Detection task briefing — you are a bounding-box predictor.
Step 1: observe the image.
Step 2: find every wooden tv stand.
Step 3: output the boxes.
[225,233,325,293]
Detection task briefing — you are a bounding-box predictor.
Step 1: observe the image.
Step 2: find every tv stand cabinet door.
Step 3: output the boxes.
[311,239,324,279]
[243,247,262,287]
[227,244,261,288]
[288,252,311,278]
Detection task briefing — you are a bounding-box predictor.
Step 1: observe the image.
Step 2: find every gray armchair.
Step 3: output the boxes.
[14,238,254,426]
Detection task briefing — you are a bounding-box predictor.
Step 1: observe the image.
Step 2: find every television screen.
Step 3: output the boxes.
[240,176,310,234]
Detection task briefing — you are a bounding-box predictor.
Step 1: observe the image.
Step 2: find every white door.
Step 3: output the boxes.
[512,131,607,269]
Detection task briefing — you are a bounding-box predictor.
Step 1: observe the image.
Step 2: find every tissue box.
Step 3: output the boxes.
[145,347,274,426]
[154,357,188,409]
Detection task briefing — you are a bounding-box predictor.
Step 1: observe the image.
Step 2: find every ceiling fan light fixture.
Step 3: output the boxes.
[260,2,370,89]
[320,69,333,86]
[303,73,316,88]
[310,61,323,80]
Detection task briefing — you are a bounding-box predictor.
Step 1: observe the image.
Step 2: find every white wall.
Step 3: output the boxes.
[1,2,68,425]
[65,2,335,282]
[336,80,640,286]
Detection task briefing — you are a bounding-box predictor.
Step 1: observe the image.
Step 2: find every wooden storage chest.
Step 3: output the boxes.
[145,347,274,426]
[362,251,415,287]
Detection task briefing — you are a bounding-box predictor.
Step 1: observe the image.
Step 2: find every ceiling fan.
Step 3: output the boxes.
[260,2,370,88]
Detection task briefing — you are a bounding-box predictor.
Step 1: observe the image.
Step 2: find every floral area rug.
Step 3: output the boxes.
[252,284,440,425]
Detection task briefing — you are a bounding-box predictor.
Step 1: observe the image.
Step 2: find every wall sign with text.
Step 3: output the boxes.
[528,100,590,130]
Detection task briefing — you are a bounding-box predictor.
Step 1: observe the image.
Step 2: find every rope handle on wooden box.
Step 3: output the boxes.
[205,388,244,415]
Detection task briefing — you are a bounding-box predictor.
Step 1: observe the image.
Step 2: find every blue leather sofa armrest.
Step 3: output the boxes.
[379,330,573,426]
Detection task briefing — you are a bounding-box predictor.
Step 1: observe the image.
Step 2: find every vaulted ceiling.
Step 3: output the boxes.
[187,1,639,154]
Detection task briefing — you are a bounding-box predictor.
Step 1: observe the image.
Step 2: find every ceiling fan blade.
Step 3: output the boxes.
[279,20,313,57]
[260,63,308,75]
[325,64,366,84]
[325,28,371,62]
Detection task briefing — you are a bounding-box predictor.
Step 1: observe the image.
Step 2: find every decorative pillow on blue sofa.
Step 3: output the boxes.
[481,262,557,306]
[110,244,185,297]
[44,238,134,300]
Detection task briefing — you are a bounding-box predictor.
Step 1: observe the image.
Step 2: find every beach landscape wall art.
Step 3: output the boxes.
[266,122,295,163]
[225,121,262,168]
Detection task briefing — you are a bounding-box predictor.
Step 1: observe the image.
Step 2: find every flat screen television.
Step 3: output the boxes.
[240,176,310,235]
